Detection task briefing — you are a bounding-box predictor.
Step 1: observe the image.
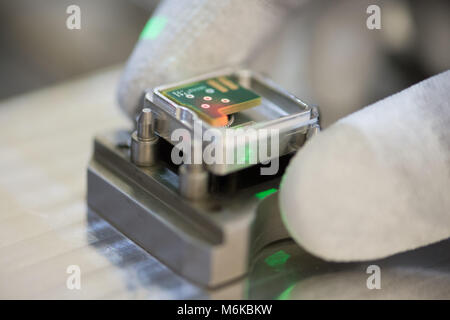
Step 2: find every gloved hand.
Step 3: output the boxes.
[118,0,302,118]
[118,0,450,262]
[280,70,450,261]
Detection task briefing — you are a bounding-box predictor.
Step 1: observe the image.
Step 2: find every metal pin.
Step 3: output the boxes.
[179,164,208,200]
[137,108,154,140]
[131,108,159,166]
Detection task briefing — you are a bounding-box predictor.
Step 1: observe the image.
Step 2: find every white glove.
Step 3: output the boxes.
[280,70,450,261]
[118,0,450,262]
[117,0,301,118]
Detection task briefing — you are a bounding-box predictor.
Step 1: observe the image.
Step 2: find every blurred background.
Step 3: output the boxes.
[0,0,156,99]
[0,0,448,126]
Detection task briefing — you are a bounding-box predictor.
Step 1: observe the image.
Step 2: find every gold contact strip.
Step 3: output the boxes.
[206,79,228,93]
[218,76,239,90]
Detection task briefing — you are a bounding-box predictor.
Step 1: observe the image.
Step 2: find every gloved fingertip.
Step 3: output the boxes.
[280,70,450,262]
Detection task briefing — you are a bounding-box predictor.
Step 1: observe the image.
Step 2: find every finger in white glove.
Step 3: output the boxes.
[280,70,450,261]
[117,0,302,119]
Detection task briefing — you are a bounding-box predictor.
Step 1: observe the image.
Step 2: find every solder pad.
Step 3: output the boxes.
[161,76,261,127]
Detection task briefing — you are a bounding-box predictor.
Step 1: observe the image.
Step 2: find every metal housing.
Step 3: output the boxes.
[87,70,320,287]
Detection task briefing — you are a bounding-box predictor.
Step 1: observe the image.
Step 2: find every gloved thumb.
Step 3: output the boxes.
[280,70,450,261]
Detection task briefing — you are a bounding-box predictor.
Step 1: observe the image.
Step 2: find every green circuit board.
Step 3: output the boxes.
[161,76,261,127]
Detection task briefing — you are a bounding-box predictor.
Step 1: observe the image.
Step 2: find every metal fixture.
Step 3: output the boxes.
[87,69,320,287]
[130,108,159,166]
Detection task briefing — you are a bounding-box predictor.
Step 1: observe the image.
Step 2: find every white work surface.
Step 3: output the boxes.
[1,68,450,299]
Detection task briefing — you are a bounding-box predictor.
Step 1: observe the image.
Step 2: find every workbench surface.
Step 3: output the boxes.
[1,68,450,299]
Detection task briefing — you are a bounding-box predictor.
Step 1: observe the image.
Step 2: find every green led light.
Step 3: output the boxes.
[140,16,167,40]
[264,250,290,267]
[277,284,295,300]
[255,188,277,200]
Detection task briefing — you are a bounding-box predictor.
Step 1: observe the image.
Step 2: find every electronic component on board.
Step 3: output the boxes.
[161,76,261,126]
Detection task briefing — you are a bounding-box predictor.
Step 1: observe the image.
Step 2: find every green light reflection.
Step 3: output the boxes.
[140,16,167,40]
[264,250,290,267]
[255,188,277,200]
[277,284,296,300]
